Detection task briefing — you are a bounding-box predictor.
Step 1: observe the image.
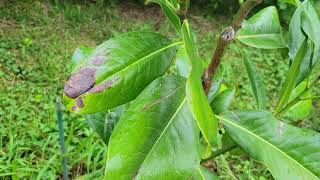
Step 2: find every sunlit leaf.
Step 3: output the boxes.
[105,76,200,179]
[181,20,219,147]
[237,6,286,49]
[220,110,320,180]
[63,32,178,114]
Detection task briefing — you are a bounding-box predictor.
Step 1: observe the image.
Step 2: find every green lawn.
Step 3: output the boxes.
[0,1,319,179]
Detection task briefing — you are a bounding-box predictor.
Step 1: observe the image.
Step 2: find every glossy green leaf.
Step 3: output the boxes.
[181,20,219,147]
[193,166,219,180]
[71,46,94,69]
[176,45,189,78]
[220,110,320,180]
[147,0,181,35]
[288,1,320,84]
[275,40,308,113]
[85,105,126,143]
[105,76,200,180]
[63,32,178,114]
[242,54,267,110]
[286,81,312,120]
[210,88,235,114]
[237,6,286,49]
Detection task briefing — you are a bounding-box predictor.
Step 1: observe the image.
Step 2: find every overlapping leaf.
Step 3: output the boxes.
[210,88,235,114]
[181,20,218,147]
[289,0,320,84]
[285,81,312,120]
[63,32,178,114]
[237,6,286,49]
[105,76,200,179]
[220,110,320,180]
[276,40,307,112]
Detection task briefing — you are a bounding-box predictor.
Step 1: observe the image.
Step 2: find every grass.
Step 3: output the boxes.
[0,0,319,179]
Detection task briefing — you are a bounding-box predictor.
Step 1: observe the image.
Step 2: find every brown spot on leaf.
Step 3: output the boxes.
[71,106,77,111]
[64,68,96,99]
[76,98,84,108]
[88,76,119,94]
[90,51,109,66]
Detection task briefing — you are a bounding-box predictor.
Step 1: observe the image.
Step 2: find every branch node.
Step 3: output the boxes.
[221,26,235,42]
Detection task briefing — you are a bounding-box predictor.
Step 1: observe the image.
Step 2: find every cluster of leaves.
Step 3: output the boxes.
[63,0,320,179]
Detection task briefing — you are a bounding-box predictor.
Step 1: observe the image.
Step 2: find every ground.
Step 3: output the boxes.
[0,1,319,179]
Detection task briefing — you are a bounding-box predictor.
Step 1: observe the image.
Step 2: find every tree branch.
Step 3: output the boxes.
[203,0,263,94]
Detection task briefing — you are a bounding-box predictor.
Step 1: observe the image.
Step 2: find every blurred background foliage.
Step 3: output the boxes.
[0,0,319,179]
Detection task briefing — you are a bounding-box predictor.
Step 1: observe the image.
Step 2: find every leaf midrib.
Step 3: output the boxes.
[219,116,318,179]
[134,98,187,177]
[83,41,182,96]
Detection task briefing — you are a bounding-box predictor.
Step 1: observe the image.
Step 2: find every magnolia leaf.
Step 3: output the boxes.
[210,88,235,114]
[220,110,320,180]
[181,20,219,147]
[289,1,320,84]
[276,40,308,112]
[285,81,312,121]
[242,54,267,110]
[105,76,200,179]
[237,6,286,49]
[147,0,181,35]
[63,32,178,114]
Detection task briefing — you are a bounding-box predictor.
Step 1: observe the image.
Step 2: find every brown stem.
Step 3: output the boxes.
[203,0,263,95]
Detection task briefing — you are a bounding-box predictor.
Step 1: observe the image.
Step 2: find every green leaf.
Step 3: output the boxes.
[175,45,189,78]
[147,0,181,35]
[278,0,297,6]
[105,76,200,179]
[242,54,267,109]
[63,32,179,114]
[71,46,94,69]
[210,88,235,114]
[181,20,219,147]
[85,105,126,143]
[220,110,320,180]
[207,68,224,103]
[236,6,286,49]
[275,40,308,112]
[288,1,320,84]
[285,81,312,120]
[193,166,219,180]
